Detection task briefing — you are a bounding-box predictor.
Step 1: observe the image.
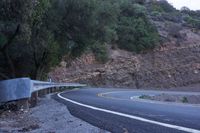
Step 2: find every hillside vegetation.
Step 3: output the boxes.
[50,1,200,88]
[0,0,200,83]
[0,0,159,80]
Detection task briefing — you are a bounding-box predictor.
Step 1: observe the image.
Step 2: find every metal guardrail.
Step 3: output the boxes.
[0,78,86,103]
[32,80,86,92]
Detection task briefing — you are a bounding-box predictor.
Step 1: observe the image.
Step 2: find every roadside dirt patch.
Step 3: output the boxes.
[0,95,109,133]
[0,110,39,133]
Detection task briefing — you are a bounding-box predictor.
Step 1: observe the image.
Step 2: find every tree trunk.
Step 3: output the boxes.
[0,72,9,79]
[0,25,20,79]
[37,66,47,97]
[29,67,39,107]
[2,50,16,78]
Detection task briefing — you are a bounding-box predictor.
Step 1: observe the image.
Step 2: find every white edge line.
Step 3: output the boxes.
[57,92,200,133]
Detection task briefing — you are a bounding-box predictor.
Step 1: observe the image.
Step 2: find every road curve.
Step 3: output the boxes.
[55,88,200,133]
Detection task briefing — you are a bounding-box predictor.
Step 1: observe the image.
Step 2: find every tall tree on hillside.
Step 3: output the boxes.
[0,0,33,79]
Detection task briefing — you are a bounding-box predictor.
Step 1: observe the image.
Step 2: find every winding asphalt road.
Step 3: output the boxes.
[55,88,200,133]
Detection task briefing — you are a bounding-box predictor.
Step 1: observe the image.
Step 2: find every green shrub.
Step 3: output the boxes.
[116,1,159,53]
[132,4,146,17]
[184,16,200,29]
[151,4,165,13]
[155,1,176,13]
[139,95,151,99]
[181,97,188,103]
[91,42,108,63]
[117,17,159,53]
[151,11,162,17]
[104,26,118,43]
[149,1,181,23]
[135,0,146,5]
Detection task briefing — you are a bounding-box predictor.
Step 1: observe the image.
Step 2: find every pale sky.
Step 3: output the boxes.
[167,0,200,10]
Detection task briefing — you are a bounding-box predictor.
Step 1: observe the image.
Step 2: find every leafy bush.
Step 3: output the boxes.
[151,11,162,17]
[152,1,176,13]
[181,97,188,103]
[180,8,200,29]
[91,42,108,63]
[117,2,159,53]
[150,3,165,13]
[135,0,146,5]
[132,4,146,17]
[184,16,200,29]
[162,12,182,23]
[149,0,181,23]
[139,95,151,99]
[180,6,190,12]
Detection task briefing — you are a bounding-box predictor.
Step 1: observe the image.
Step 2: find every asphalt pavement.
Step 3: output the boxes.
[55,88,200,133]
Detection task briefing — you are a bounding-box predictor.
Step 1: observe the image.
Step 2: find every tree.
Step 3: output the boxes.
[28,0,57,80]
[0,0,33,79]
[181,6,190,12]
[56,0,119,58]
[0,0,61,80]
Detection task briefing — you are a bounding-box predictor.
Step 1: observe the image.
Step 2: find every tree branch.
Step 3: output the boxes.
[0,72,9,79]
[1,24,20,51]
[0,24,20,78]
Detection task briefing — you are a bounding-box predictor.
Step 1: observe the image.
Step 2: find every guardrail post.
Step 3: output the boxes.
[38,89,47,97]
[16,98,29,110]
[47,88,49,93]
[30,92,38,107]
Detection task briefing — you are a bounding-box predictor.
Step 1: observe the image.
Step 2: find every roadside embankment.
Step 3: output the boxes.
[0,94,109,133]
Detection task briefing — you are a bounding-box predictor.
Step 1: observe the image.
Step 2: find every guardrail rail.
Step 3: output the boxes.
[0,78,86,103]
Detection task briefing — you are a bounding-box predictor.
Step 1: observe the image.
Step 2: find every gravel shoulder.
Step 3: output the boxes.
[0,94,109,133]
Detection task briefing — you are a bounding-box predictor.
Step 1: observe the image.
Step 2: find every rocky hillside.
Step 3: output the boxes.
[50,1,200,89]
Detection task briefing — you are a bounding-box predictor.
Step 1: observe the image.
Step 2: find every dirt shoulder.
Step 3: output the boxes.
[138,84,200,104]
[0,95,109,133]
[139,94,200,104]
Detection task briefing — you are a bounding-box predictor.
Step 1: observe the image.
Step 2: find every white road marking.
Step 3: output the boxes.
[57,92,200,133]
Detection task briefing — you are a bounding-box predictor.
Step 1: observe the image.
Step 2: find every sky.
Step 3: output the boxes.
[166,0,200,10]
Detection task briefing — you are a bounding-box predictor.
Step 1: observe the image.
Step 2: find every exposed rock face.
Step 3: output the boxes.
[138,47,200,88]
[50,51,139,88]
[50,20,200,89]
